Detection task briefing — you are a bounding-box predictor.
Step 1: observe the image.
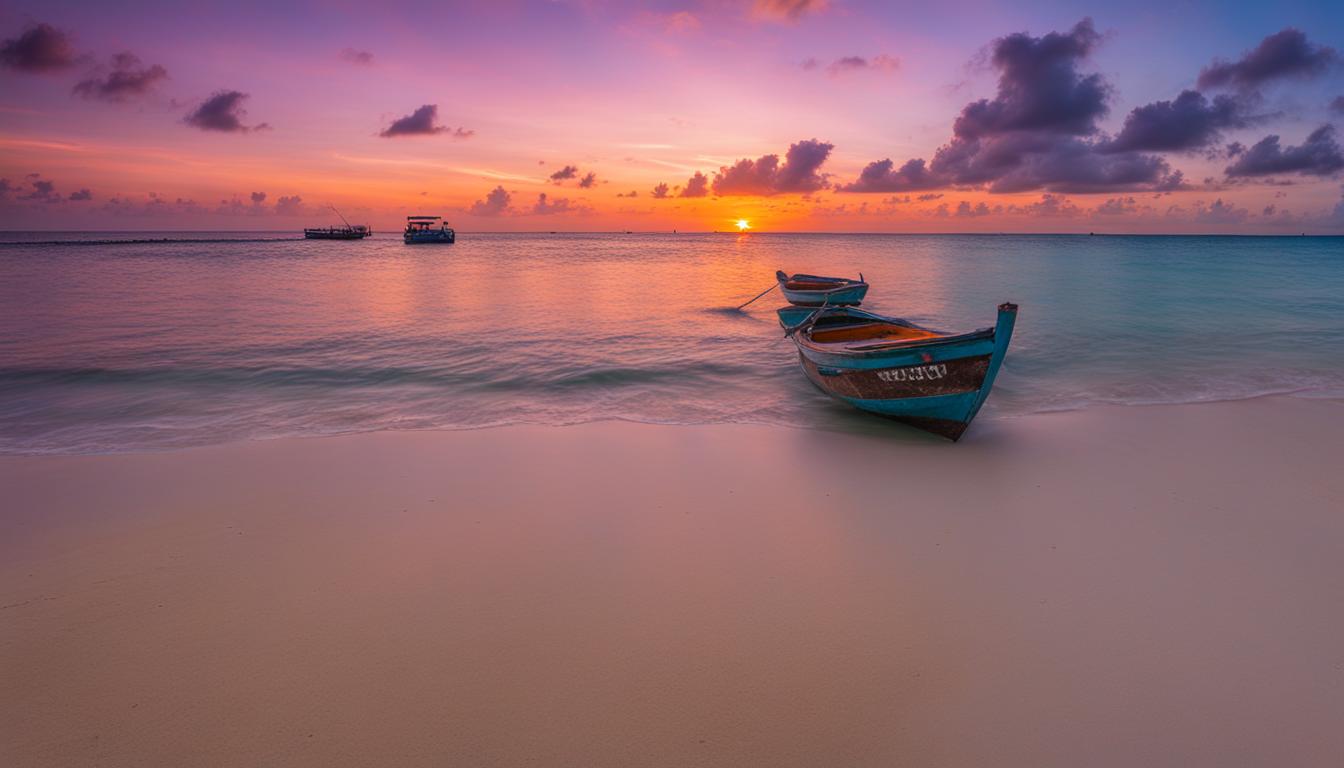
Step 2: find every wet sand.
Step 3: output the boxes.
[3,397,1343,767]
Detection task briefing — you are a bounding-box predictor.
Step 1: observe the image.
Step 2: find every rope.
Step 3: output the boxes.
[735,282,778,310]
[784,293,832,339]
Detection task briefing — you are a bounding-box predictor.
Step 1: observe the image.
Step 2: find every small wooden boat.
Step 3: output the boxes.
[780,303,1018,440]
[404,215,456,244]
[776,270,868,306]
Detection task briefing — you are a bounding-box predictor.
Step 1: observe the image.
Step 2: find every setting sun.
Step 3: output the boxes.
[736,219,751,231]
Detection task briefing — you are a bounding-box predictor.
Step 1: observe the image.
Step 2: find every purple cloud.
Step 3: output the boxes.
[275,195,304,215]
[470,186,512,216]
[184,91,270,133]
[73,52,168,102]
[18,176,62,203]
[1015,193,1081,217]
[578,171,597,188]
[824,54,899,76]
[1194,198,1250,224]
[0,23,75,72]
[340,48,374,66]
[531,193,582,214]
[1094,196,1138,215]
[956,201,992,217]
[380,104,471,138]
[97,194,206,217]
[1225,125,1344,178]
[712,139,833,195]
[934,135,1176,193]
[679,171,710,197]
[954,19,1108,140]
[1103,90,1247,153]
[841,158,941,193]
[68,188,92,201]
[550,165,579,182]
[829,56,867,73]
[651,182,670,199]
[753,0,828,22]
[843,19,1181,194]
[215,193,296,216]
[1198,29,1338,90]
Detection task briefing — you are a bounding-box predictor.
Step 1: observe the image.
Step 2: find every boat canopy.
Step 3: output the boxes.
[407,215,442,221]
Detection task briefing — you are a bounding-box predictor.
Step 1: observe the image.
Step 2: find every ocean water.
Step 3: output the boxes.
[2,231,1341,454]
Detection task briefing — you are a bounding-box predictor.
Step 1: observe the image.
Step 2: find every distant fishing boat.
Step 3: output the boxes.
[303,225,370,240]
[304,206,371,239]
[404,216,455,244]
[779,303,1018,441]
[776,270,869,306]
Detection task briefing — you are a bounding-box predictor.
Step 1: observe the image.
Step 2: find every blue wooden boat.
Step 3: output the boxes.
[776,270,868,306]
[780,303,1018,440]
[404,216,456,244]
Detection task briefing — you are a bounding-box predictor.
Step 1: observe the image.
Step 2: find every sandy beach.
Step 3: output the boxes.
[3,396,1343,767]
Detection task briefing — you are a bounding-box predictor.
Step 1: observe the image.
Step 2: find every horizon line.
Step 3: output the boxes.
[1,230,1339,238]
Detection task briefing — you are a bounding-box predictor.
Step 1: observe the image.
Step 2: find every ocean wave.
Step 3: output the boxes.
[0,359,762,392]
[3,231,1342,454]
[998,376,1344,417]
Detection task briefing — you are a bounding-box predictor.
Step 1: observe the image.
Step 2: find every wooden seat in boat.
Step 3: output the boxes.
[809,322,944,345]
[785,280,847,290]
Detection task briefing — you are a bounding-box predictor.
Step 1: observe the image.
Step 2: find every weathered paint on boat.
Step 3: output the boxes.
[778,304,848,331]
[776,270,869,306]
[782,303,1018,440]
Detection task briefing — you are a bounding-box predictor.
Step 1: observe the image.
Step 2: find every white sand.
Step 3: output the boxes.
[3,396,1344,767]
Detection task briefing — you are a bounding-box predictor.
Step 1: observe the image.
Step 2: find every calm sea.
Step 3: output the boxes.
[2,231,1341,453]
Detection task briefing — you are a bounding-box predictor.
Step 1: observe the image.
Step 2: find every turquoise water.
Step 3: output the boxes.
[1,232,1341,453]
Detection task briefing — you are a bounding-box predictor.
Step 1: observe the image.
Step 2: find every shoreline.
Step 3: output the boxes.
[5,390,1343,458]
[4,395,1344,766]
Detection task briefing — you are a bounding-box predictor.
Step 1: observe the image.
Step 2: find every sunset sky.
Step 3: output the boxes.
[2,0,1342,232]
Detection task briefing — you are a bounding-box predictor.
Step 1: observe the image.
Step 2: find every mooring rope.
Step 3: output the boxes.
[784,293,833,339]
[735,282,778,310]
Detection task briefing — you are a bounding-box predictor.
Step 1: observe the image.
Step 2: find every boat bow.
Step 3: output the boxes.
[787,302,1018,440]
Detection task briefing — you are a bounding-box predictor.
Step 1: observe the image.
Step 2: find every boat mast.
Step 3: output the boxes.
[329,205,353,229]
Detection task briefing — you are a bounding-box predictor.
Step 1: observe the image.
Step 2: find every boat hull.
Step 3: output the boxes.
[792,303,1017,440]
[304,227,370,240]
[404,230,455,244]
[775,271,869,306]
[779,283,869,306]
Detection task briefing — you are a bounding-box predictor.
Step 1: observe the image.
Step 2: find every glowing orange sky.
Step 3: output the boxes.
[1,1,1342,232]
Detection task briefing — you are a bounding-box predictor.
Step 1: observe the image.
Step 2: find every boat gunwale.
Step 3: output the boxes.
[791,306,997,359]
[798,327,995,357]
[776,270,868,293]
